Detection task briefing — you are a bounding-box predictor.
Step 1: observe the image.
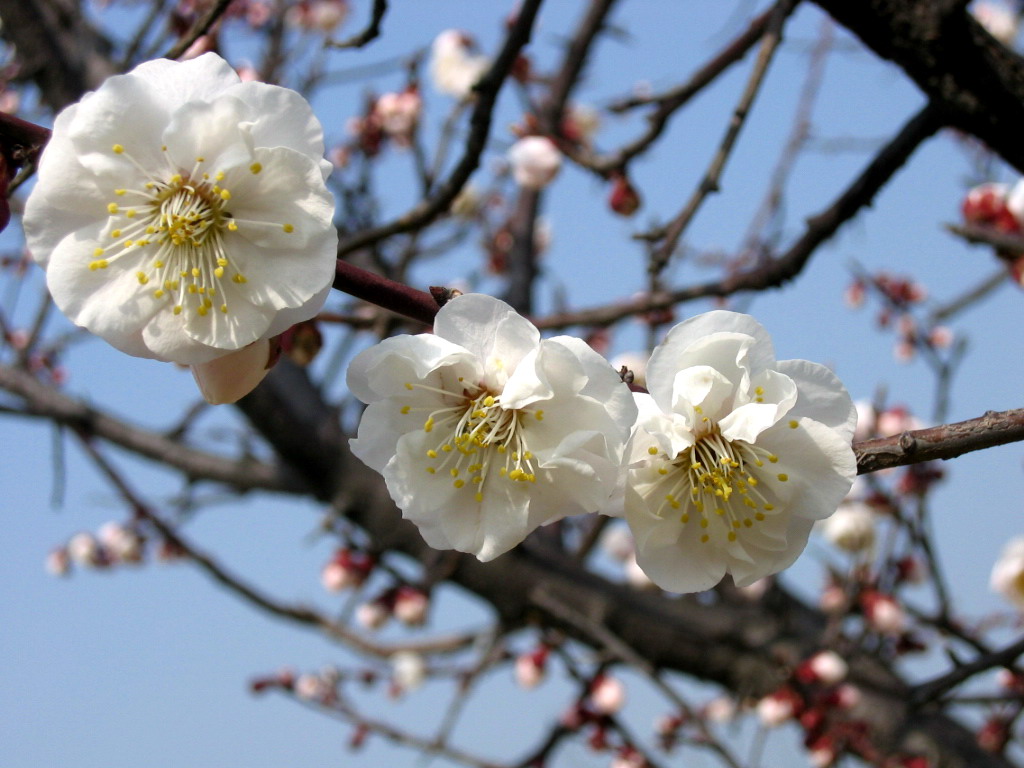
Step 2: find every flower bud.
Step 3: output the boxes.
[608,174,641,217]
[589,674,626,715]
[393,586,429,626]
[515,647,548,689]
[862,591,905,635]
[508,136,562,190]
[391,651,427,694]
[356,600,389,630]
[67,532,102,567]
[820,503,875,553]
[45,547,71,576]
[191,338,274,405]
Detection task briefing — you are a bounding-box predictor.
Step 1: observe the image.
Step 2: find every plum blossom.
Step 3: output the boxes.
[819,500,876,553]
[348,293,636,561]
[390,651,426,694]
[990,536,1024,608]
[507,135,562,190]
[373,88,422,147]
[24,54,338,390]
[622,311,857,592]
[973,2,1019,45]
[430,30,490,99]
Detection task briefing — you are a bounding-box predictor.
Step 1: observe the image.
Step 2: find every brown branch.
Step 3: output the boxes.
[0,362,304,493]
[326,0,387,49]
[163,0,233,60]
[811,0,1024,175]
[855,407,1024,474]
[333,0,544,259]
[533,101,942,331]
[911,633,1024,705]
[333,260,439,325]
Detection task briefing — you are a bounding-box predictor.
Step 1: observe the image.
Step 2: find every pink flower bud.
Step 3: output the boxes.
[801,651,848,685]
[756,689,800,727]
[862,592,905,635]
[820,584,847,614]
[608,174,641,217]
[45,547,70,576]
[67,532,102,567]
[393,586,429,626]
[356,600,389,630]
[98,522,143,563]
[515,648,548,689]
[589,674,626,715]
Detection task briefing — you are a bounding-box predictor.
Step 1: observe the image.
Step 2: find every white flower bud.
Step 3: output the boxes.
[391,651,426,693]
[590,675,626,715]
[820,503,876,553]
[356,601,389,630]
[393,586,429,626]
[808,651,848,685]
[507,136,562,190]
[67,532,101,567]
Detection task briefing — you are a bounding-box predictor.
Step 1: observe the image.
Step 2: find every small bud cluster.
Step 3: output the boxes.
[47,521,149,575]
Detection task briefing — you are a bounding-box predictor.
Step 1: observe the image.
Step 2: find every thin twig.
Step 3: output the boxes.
[163,0,233,60]
[333,0,544,259]
[326,0,387,49]
[647,0,798,275]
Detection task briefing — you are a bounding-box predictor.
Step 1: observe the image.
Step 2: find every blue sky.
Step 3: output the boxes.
[2,2,1023,767]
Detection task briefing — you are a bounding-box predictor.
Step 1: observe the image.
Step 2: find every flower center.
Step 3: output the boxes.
[642,420,790,545]
[87,143,296,319]
[402,377,546,503]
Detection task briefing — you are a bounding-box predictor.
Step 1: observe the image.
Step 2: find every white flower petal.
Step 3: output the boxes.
[191,338,272,404]
[129,52,241,104]
[775,359,857,443]
[162,96,257,172]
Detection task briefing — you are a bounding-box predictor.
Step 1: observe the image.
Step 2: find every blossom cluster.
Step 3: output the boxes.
[25,54,858,594]
[348,293,858,592]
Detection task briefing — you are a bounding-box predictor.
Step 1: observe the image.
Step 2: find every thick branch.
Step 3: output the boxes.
[812,0,1024,174]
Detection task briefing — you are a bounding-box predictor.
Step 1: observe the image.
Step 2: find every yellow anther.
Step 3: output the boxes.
[789,420,798,429]
[755,386,764,395]
[747,476,758,486]
[136,272,148,285]
[449,468,459,478]
[188,285,198,294]
[535,410,544,421]
[219,188,231,201]
[426,449,437,459]
[743,519,753,527]
[680,513,690,523]
[657,467,668,475]
[173,305,182,315]
[215,170,225,181]
[777,473,788,482]
[228,220,238,231]
[196,156,205,163]
[499,468,507,476]
[401,406,412,415]
[483,396,495,406]
[170,174,182,184]
[283,223,294,233]
[404,382,414,390]
[523,451,533,460]
[424,418,434,433]
[768,454,778,463]
[763,504,775,511]
[474,492,484,502]
[497,445,506,454]
[123,240,134,248]
[220,304,227,313]
[214,267,225,278]
[648,446,659,455]
[728,531,737,542]
[233,274,247,283]
[112,144,125,154]
[715,508,725,516]
[114,189,126,196]
[453,479,465,489]
[755,512,766,521]
[700,519,709,529]
[93,247,104,257]
[509,469,525,481]
[197,305,208,317]
[111,229,122,238]
[107,203,119,214]
[217,259,228,267]
[442,445,453,453]
[701,534,710,543]
[125,209,136,218]
[249,162,262,174]
[88,260,108,270]
[426,467,436,474]
[153,289,165,298]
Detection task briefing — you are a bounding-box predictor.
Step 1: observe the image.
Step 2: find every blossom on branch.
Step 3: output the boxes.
[990,536,1024,608]
[348,293,637,561]
[621,311,857,592]
[23,53,338,384]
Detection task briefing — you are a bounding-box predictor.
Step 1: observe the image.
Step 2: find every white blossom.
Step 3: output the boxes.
[507,136,562,190]
[373,89,422,146]
[621,311,857,592]
[589,674,626,715]
[348,293,636,561]
[24,53,337,376]
[98,521,143,563]
[991,536,1024,609]
[356,601,389,630]
[807,651,848,685]
[390,651,427,693]
[67,532,102,567]
[819,501,876,553]
[430,30,489,99]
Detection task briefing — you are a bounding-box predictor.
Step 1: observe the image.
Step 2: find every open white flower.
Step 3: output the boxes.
[24,53,337,367]
[508,136,562,190]
[622,311,856,592]
[991,536,1024,609]
[429,30,490,99]
[348,293,636,561]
